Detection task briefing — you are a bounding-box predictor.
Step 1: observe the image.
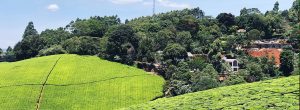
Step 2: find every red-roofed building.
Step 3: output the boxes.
[248,48,282,65]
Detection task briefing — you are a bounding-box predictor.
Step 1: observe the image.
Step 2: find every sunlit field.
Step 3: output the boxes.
[0,54,164,109]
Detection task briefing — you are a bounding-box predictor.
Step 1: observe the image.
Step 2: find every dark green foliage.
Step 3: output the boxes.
[136,33,155,62]
[0,48,3,55]
[188,57,207,71]
[223,74,246,86]
[22,21,38,38]
[163,43,187,62]
[175,31,192,50]
[216,13,236,28]
[106,24,138,65]
[247,29,261,40]
[260,57,279,77]
[176,15,199,35]
[281,10,289,18]
[154,29,175,50]
[246,62,264,82]
[240,8,262,16]
[14,35,46,60]
[280,47,294,76]
[62,36,100,55]
[0,48,3,61]
[288,24,300,50]
[236,12,270,38]
[273,1,279,12]
[167,80,192,96]
[38,45,67,56]
[3,46,15,62]
[68,16,120,37]
[287,0,299,23]
[164,65,176,80]
[164,62,192,96]
[191,64,219,91]
[40,28,71,47]
[14,22,45,60]
[171,62,190,81]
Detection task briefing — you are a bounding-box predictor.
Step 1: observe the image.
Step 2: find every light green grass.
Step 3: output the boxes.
[0,55,61,86]
[0,86,41,109]
[0,54,164,109]
[123,76,300,110]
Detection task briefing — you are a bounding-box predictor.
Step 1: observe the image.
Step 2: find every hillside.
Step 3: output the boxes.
[123,76,300,110]
[0,54,164,110]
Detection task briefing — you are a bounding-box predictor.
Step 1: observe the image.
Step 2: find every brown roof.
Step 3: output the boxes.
[248,49,281,65]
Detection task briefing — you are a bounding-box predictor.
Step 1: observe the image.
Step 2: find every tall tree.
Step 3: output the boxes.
[191,64,219,91]
[14,35,45,60]
[22,22,38,38]
[106,24,138,64]
[40,27,71,47]
[246,62,264,82]
[280,47,294,76]
[0,48,3,62]
[247,29,261,40]
[176,15,199,35]
[62,36,100,55]
[4,46,15,62]
[216,13,236,28]
[0,48,3,55]
[273,1,279,12]
[163,43,187,63]
[68,16,120,37]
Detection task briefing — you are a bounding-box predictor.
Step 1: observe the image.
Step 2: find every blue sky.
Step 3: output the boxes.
[0,0,295,49]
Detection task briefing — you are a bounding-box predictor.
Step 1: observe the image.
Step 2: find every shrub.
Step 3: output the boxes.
[38,45,67,56]
[62,36,100,55]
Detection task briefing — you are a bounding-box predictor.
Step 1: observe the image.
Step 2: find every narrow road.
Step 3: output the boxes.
[35,56,62,110]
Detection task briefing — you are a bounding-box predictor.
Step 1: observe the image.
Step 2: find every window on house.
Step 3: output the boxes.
[233,60,238,66]
[233,68,238,71]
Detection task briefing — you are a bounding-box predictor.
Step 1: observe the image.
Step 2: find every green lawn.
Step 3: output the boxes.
[123,76,300,110]
[0,55,61,86]
[0,54,164,110]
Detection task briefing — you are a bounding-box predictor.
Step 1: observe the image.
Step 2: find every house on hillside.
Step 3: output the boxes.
[246,39,291,66]
[217,56,239,82]
[222,56,239,72]
[248,48,281,66]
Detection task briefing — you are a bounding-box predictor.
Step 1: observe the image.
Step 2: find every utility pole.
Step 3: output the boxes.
[153,0,156,15]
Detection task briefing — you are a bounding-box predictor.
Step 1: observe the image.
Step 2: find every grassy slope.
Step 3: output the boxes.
[124,76,300,110]
[0,55,61,109]
[0,55,61,86]
[0,54,164,110]
[41,55,164,110]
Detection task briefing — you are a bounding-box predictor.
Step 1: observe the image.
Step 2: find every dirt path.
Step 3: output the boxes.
[35,56,62,110]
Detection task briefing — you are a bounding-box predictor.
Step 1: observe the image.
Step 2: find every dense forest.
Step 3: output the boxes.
[0,1,299,97]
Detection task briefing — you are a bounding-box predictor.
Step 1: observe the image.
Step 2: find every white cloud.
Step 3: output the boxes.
[47,4,59,12]
[157,0,191,9]
[110,0,143,5]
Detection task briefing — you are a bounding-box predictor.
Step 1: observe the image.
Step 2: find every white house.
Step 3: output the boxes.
[222,56,239,72]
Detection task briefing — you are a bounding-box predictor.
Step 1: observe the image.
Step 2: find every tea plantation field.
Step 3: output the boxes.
[124,76,300,110]
[0,54,164,110]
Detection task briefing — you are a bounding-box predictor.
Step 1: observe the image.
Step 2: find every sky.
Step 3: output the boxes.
[0,0,295,50]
